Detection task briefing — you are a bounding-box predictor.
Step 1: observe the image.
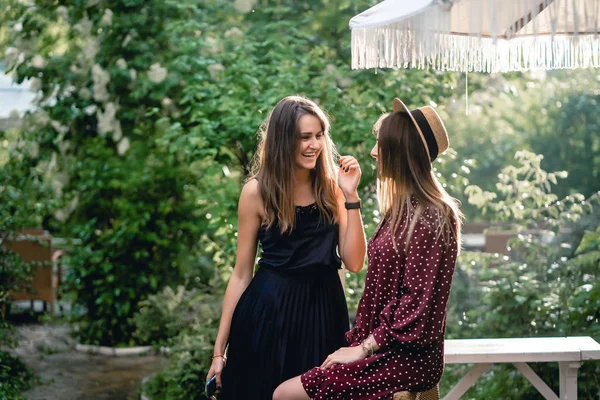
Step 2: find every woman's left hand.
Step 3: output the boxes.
[337,155,361,198]
[320,345,367,369]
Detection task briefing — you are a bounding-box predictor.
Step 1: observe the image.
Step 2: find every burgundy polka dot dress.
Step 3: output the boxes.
[301,199,459,399]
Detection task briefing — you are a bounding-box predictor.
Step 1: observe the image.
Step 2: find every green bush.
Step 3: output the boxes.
[0,0,241,346]
[132,285,222,347]
[0,345,37,400]
[0,0,459,346]
[442,151,600,399]
[0,129,54,398]
[132,285,222,400]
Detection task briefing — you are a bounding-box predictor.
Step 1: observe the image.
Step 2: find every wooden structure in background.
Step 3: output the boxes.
[5,229,63,313]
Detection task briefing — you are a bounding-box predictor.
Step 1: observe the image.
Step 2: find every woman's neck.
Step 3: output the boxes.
[293,168,312,186]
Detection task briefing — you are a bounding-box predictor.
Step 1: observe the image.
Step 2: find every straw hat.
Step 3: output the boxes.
[392,98,449,162]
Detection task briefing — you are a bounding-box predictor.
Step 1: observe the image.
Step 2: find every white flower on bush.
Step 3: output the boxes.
[84,105,97,115]
[96,102,118,136]
[58,140,71,157]
[83,37,100,60]
[63,84,78,97]
[55,196,79,222]
[122,33,132,47]
[100,9,113,27]
[79,87,92,100]
[50,120,68,134]
[87,0,101,8]
[92,64,110,102]
[325,64,336,74]
[32,109,50,126]
[148,63,167,83]
[205,37,221,55]
[234,0,256,13]
[48,151,57,173]
[52,172,70,198]
[14,22,23,32]
[112,121,123,142]
[224,27,243,40]
[116,58,127,69]
[74,15,92,36]
[55,210,67,222]
[29,142,40,159]
[161,97,172,107]
[29,77,42,92]
[5,47,19,64]
[208,63,225,80]
[336,77,352,89]
[56,6,69,20]
[117,137,130,155]
[129,68,137,80]
[31,55,46,68]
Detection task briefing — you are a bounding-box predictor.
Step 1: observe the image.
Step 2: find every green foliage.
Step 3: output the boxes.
[446,70,600,220]
[142,325,217,400]
[0,0,458,345]
[0,128,54,397]
[524,71,600,199]
[0,129,55,314]
[132,285,221,346]
[0,0,242,346]
[443,151,600,399]
[0,347,37,400]
[132,285,221,400]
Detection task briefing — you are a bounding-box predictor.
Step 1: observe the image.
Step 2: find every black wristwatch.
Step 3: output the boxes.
[344,200,361,210]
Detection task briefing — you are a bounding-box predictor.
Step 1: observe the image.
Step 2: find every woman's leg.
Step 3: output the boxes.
[272,375,311,400]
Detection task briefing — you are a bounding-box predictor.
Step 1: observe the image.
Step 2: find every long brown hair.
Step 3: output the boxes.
[374,111,463,252]
[250,96,339,233]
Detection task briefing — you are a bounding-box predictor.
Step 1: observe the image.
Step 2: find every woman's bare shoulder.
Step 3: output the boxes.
[239,178,263,216]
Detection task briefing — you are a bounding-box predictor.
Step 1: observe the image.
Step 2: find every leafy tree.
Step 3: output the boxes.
[0,129,52,400]
[1,0,458,347]
[443,151,600,399]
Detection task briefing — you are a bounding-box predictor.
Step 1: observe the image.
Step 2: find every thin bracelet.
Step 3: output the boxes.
[212,354,226,359]
[360,341,369,357]
[360,339,373,357]
[366,336,375,356]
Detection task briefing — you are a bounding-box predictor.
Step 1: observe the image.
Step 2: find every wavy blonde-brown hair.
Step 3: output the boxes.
[250,96,339,233]
[374,111,463,253]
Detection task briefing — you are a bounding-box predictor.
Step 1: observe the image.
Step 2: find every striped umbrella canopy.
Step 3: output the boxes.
[350,0,600,72]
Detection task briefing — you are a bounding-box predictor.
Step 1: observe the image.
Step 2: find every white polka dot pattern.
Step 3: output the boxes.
[301,198,459,400]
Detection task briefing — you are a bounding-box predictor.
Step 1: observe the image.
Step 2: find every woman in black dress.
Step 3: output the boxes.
[206,95,367,400]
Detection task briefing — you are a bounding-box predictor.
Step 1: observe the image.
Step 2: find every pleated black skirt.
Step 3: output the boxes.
[220,266,349,400]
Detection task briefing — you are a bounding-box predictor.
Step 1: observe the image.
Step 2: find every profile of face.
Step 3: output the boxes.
[371,112,433,186]
[295,114,324,171]
[370,139,378,161]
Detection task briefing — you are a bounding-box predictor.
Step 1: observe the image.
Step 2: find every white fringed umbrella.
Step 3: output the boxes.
[350,0,600,72]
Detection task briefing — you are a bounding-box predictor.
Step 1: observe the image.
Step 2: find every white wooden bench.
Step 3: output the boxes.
[443,337,600,400]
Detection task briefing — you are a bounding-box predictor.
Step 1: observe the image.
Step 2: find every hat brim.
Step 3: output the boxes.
[392,98,433,162]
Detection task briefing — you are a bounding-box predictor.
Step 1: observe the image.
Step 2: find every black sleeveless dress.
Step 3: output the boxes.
[220,203,349,400]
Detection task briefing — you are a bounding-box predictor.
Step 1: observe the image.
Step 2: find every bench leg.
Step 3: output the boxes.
[559,361,580,400]
[442,363,492,400]
[513,363,559,400]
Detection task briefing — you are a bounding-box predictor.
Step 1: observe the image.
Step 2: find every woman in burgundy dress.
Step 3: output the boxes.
[273,98,463,400]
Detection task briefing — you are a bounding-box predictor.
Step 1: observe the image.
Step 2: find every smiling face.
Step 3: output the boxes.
[295,114,324,171]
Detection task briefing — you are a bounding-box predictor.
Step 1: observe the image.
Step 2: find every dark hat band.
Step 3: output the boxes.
[411,109,439,162]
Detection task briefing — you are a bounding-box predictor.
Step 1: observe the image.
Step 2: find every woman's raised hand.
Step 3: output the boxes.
[337,155,361,199]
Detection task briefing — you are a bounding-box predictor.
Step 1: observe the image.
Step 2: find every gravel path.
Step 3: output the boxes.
[14,324,167,400]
